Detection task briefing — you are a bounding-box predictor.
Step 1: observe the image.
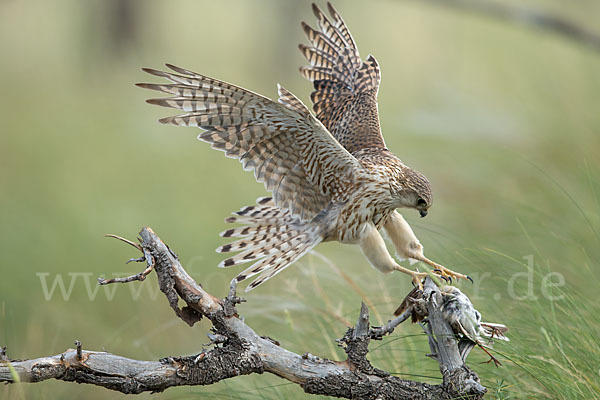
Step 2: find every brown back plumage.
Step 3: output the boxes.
[300,2,385,155]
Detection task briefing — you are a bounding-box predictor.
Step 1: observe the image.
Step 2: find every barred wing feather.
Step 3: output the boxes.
[138,64,362,220]
[300,2,385,154]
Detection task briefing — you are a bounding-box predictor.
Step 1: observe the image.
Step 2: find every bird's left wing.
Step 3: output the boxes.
[137,64,363,220]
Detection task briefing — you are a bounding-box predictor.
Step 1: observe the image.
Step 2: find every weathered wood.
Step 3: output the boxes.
[423,278,486,397]
[0,227,487,399]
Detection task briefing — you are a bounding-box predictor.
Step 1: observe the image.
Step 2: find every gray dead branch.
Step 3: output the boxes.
[0,227,486,399]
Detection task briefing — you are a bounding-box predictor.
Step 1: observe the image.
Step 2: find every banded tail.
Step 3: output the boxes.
[217,197,322,291]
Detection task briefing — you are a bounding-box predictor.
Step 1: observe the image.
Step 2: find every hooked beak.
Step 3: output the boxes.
[419,209,428,218]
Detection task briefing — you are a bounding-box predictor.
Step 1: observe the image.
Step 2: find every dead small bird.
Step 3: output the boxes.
[394,285,508,366]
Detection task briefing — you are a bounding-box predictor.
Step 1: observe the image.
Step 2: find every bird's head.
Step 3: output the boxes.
[392,168,432,218]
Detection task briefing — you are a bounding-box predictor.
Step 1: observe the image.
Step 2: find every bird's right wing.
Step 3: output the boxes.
[138,64,363,220]
[300,2,385,155]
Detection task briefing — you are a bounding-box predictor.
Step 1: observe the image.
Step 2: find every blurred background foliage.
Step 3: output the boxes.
[1,0,599,398]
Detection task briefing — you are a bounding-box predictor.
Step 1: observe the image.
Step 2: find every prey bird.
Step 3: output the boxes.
[394,286,509,366]
[138,2,470,291]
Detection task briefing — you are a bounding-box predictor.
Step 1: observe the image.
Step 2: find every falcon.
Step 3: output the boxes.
[137,2,470,291]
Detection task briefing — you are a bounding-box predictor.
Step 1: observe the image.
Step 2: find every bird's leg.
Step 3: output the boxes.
[410,253,472,283]
[476,341,502,367]
[457,321,501,367]
[393,264,429,290]
[358,223,428,289]
[383,211,472,283]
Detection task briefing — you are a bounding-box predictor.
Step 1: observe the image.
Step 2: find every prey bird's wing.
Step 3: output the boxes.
[138,65,363,220]
[300,2,385,154]
[393,287,426,323]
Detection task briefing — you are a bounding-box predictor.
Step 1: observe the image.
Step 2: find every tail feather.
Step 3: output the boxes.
[234,205,287,218]
[224,204,291,225]
[218,232,306,267]
[217,197,322,291]
[246,240,317,290]
[217,229,299,253]
[234,237,313,283]
[480,322,510,342]
[225,215,288,225]
[220,223,286,239]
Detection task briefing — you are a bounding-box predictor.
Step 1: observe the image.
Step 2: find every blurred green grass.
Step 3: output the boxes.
[1,0,599,398]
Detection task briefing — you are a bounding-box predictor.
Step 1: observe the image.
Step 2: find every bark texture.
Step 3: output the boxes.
[0,227,486,399]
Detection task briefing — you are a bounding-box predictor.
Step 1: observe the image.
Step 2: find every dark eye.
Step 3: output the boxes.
[417,198,427,207]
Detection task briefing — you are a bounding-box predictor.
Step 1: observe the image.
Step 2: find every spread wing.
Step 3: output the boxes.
[137,64,362,220]
[300,2,385,155]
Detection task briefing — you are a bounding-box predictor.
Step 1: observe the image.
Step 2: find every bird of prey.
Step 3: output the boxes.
[138,2,470,291]
[394,286,508,365]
